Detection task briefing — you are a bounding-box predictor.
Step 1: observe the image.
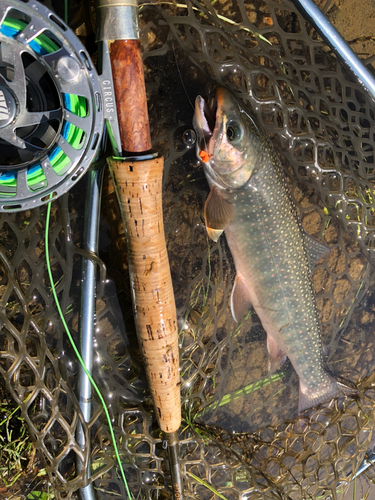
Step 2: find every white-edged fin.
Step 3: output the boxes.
[304,232,330,271]
[298,375,357,414]
[204,186,234,241]
[231,273,252,323]
[267,335,286,373]
[207,228,224,242]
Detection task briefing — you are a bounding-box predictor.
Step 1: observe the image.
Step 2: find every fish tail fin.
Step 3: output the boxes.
[298,375,357,414]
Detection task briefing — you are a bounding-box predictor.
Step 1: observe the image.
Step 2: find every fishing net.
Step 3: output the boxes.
[1,0,375,498]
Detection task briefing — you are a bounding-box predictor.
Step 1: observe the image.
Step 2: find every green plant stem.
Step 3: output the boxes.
[186,471,229,500]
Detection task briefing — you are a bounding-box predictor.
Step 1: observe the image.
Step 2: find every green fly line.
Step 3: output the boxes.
[34,4,131,495]
[45,200,132,498]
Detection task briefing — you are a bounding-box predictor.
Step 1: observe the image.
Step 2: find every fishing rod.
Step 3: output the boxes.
[0,0,182,494]
[96,0,184,498]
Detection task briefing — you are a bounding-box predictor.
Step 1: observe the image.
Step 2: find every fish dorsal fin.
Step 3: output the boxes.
[204,186,234,242]
[231,273,253,323]
[304,232,330,271]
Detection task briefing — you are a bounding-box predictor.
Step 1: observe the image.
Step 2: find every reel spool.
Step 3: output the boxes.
[0,0,103,211]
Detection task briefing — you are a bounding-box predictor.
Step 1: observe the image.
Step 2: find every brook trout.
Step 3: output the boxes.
[193,87,348,412]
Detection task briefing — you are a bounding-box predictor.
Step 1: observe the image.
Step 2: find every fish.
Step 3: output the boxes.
[193,87,350,413]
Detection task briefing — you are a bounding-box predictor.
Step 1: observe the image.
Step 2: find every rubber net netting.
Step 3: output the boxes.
[1,0,375,498]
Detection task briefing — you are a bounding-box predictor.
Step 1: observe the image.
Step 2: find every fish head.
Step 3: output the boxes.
[193,87,261,189]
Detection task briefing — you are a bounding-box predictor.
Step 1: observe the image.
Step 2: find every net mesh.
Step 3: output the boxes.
[1,0,375,499]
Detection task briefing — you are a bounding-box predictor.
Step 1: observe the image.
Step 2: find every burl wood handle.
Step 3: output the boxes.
[109,39,151,153]
[107,156,181,433]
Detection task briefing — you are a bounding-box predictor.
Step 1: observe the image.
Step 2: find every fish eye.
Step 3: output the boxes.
[226,121,243,143]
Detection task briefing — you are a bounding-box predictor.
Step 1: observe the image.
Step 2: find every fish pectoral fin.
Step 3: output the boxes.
[207,228,224,242]
[204,186,234,241]
[267,335,286,373]
[230,273,253,323]
[304,232,330,271]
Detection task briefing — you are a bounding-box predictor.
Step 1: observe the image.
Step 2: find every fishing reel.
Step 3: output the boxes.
[0,0,103,211]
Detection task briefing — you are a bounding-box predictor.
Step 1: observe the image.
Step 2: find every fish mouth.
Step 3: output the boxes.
[194,88,254,189]
[194,93,218,145]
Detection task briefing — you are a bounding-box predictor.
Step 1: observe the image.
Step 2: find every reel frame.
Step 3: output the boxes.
[0,0,103,211]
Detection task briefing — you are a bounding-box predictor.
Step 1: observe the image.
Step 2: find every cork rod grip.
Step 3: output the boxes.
[108,156,181,433]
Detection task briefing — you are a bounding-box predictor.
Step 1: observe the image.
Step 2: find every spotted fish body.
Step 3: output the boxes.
[193,88,347,412]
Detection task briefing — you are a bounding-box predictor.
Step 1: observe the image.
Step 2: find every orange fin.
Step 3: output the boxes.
[230,273,253,323]
[267,335,286,373]
[207,228,224,242]
[204,186,234,242]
